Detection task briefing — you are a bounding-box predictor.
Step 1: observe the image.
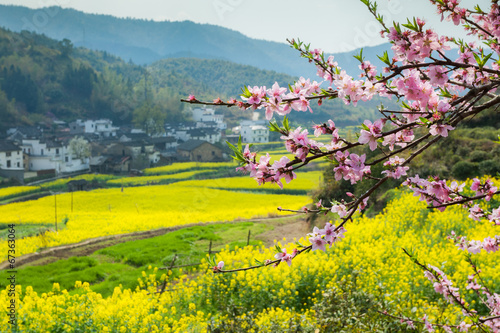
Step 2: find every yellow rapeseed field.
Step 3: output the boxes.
[0,184,310,258]
[173,170,323,192]
[143,161,236,175]
[0,186,40,200]
[1,187,498,332]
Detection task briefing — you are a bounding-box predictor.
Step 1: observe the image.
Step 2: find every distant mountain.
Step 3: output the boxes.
[0,5,391,77]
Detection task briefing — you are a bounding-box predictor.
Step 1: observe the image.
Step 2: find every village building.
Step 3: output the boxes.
[21,138,90,175]
[69,119,118,137]
[177,140,223,162]
[0,140,24,182]
[240,120,269,143]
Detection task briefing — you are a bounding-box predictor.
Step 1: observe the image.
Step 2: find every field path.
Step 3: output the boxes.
[0,214,309,269]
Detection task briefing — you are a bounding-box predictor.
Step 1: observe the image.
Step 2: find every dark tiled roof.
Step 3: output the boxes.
[44,140,63,148]
[15,126,43,138]
[123,139,153,147]
[121,133,150,141]
[203,128,220,135]
[187,129,207,137]
[177,139,213,151]
[0,140,21,152]
[152,136,176,143]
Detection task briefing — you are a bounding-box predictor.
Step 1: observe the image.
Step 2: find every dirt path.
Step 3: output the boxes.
[0,215,311,270]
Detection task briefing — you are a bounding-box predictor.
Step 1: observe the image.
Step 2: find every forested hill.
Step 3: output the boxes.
[148,58,295,98]
[0,26,394,132]
[0,27,295,131]
[0,5,391,77]
[0,27,146,130]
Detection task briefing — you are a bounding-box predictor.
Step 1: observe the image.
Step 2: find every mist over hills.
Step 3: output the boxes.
[0,4,391,77]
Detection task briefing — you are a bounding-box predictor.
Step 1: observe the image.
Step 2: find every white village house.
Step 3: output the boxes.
[21,139,90,175]
[192,106,227,130]
[0,141,24,182]
[240,120,269,143]
[69,119,118,137]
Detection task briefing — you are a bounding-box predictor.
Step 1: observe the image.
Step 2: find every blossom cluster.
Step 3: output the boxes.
[183,0,500,331]
[307,222,346,252]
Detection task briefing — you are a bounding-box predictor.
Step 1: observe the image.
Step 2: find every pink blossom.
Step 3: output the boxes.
[466,276,482,290]
[213,261,224,272]
[331,204,348,218]
[244,85,267,108]
[489,207,500,225]
[442,326,453,333]
[321,222,336,243]
[422,314,435,332]
[471,178,481,191]
[309,234,327,252]
[267,82,287,98]
[483,236,499,253]
[382,156,409,179]
[274,248,292,266]
[429,123,454,137]
[458,321,471,332]
[468,204,484,221]
[467,240,483,254]
[428,65,449,86]
[358,119,385,151]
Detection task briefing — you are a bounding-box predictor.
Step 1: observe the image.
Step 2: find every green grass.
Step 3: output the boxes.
[0,222,272,298]
[0,222,64,241]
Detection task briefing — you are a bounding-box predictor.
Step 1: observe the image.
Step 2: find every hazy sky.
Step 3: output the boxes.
[0,0,491,52]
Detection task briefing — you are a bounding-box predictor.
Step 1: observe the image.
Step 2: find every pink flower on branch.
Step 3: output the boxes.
[274,248,293,266]
[213,261,224,272]
[382,156,409,179]
[358,119,385,151]
[429,123,454,137]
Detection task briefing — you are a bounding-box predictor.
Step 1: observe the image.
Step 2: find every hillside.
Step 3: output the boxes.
[0,5,391,77]
[0,27,389,131]
[0,28,290,130]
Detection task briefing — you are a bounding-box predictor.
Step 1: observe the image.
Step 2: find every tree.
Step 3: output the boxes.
[132,102,166,136]
[69,136,91,161]
[57,38,73,58]
[183,1,500,331]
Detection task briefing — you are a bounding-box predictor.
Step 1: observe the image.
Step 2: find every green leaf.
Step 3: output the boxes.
[377,51,391,66]
[483,52,493,65]
[353,48,364,63]
[226,140,237,152]
[283,116,290,131]
[268,121,280,133]
[393,22,401,34]
[402,18,419,32]
[240,85,251,98]
[439,88,452,98]
[419,117,429,124]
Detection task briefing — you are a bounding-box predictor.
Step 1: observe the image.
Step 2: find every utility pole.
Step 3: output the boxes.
[54,193,58,232]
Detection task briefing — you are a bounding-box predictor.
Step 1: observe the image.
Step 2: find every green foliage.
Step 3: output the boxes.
[313,275,413,332]
[452,161,478,180]
[2,223,269,298]
[132,102,166,136]
[478,159,500,176]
